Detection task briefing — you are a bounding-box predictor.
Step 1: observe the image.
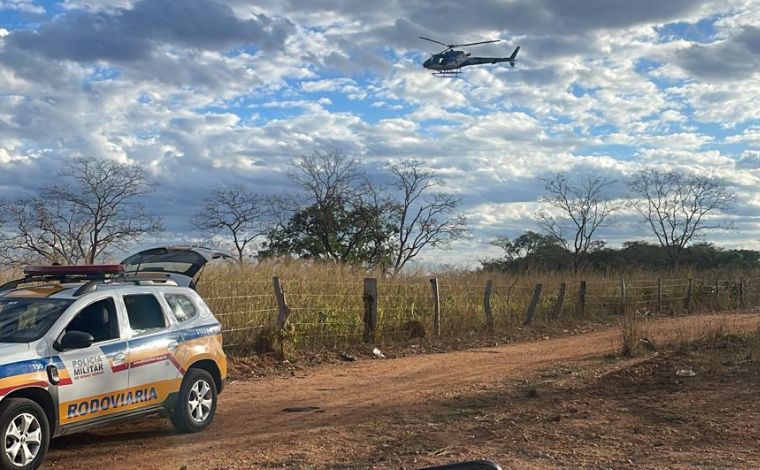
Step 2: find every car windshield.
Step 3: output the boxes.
[0,298,73,343]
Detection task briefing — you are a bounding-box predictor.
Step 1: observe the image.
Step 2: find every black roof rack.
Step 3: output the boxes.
[0,264,179,296]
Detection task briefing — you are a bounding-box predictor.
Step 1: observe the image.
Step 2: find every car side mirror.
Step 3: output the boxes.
[57,331,94,351]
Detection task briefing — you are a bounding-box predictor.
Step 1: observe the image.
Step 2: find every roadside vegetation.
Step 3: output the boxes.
[191,260,760,356]
[0,151,755,358]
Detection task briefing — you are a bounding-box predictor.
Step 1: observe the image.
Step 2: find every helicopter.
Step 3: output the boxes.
[419,36,519,76]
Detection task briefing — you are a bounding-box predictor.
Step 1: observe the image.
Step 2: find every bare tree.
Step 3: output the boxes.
[538,173,617,274]
[191,184,272,263]
[387,160,466,274]
[0,156,162,265]
[289,150,364,211]
[628,169,735,271]
[0,206,13,266]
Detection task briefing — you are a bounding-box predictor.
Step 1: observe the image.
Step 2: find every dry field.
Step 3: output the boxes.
[4,260,760,355]
[43,312,760,469]
[193,262,760,355]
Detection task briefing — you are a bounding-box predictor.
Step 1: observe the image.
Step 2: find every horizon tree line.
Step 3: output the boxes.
[0,153,739,274]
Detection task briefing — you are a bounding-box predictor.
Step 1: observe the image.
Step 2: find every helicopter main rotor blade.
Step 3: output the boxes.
[419,36,449,47]
[454,39,501,47]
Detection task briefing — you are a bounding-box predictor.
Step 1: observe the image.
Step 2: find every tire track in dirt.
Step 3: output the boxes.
[45,312,760,469]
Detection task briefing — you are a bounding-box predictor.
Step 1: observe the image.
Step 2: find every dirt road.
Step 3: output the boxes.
[45,312,760,469]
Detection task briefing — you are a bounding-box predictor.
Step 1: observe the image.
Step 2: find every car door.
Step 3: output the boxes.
[55,295,130,427]
[121,292,183,411]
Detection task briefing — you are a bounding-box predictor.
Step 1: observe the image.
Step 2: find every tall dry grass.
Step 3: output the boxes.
[663,315,752,350]
[619,310,760,362]
[3,260,760,355]
[619,307,652,356]
[192,260,760,354]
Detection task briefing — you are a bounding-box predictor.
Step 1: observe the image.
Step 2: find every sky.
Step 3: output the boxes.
[0,0,758,267]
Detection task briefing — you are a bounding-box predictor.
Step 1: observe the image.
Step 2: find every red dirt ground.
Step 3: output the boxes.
[44,312,760,469]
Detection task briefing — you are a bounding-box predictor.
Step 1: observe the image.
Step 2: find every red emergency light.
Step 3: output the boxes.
[23,264,125,277]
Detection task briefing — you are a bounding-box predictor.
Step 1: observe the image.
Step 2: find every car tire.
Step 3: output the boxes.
[0,398,49,470]
[171,368,217,433]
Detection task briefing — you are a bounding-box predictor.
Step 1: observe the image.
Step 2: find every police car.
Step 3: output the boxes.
[0,246,229,470]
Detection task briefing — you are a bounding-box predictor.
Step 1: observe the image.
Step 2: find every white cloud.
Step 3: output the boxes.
[0,0,758,266]
[726,126,760,145]
[0,0,44,14]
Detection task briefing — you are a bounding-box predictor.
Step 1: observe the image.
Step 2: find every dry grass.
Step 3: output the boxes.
[619,308,652,356]
[2,259,760,354]
[619,310,760,362]
[194,261,760,354]
[664,315,750,350]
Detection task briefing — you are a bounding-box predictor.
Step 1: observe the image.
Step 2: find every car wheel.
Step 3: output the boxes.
[171,368,217,433]
[0,398,49,470]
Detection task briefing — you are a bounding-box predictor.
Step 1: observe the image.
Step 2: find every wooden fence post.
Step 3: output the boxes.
[739,278,745,308]
[273,276,291,329]
[576,280,587,317]
[552,282,566,319]
[483,279,494,331]
[657,278,662,313]
[363,278,378,343]
[524,283,542,326]
[430,278,441,336]
[685,278,693,313]
[620,277,627,315]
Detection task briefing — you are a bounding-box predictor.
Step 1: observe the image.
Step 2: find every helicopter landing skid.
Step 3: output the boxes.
[432,69,462,77]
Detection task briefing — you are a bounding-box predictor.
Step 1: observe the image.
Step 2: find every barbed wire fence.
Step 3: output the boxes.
[197,276,760,355]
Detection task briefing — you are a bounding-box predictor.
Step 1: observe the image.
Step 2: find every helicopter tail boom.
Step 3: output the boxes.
[459,46,520,69]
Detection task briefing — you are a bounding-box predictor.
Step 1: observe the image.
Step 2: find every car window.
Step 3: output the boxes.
[0,298,73,343]
[164,293,198,323]
[66,297,119,343]
[123,294,167,334]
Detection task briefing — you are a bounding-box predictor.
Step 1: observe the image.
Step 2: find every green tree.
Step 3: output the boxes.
[262,150,394,268]
[484,231,569,272]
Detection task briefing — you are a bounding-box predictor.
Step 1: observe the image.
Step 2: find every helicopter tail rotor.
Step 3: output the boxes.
[507,46,520,68]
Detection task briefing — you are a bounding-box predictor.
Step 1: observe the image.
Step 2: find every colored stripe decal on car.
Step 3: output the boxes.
[0,322,221,394]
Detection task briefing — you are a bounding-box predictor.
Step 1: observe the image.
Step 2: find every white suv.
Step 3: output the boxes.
[0,246,229,470]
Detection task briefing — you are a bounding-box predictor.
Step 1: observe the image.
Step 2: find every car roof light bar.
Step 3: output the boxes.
[23,265,125,277]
